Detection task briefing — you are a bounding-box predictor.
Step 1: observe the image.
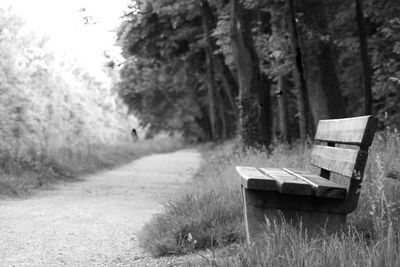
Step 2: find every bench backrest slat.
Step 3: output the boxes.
[309,145,368,178]
[314,116,378,148]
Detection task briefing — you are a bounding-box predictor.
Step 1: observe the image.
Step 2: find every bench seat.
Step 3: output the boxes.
[237,166,347,199]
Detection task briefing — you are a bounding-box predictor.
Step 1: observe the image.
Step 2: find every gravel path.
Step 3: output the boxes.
[0,149,202,266]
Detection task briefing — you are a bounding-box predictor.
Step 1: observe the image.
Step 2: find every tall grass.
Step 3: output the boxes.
[140,129,400,266]
[139,141,245,256]
[0,137,184,197]
[217,223,400,266]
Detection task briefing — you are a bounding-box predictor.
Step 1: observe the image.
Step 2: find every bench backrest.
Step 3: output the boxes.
[310,116,378,180]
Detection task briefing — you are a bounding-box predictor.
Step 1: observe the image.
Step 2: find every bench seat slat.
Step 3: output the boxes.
[310,145,362,177]
[238,167,346,199]
[260,168,313,196]
[236,166,278,191]
[284,168,347,199]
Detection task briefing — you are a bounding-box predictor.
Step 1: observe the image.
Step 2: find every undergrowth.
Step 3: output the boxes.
[0,137,184,197]
[139,128,400,267]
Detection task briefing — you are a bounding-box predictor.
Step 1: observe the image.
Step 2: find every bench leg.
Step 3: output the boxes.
[242,186,347,244]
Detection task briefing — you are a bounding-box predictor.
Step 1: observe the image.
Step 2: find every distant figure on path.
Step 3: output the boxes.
[131,128,138,142]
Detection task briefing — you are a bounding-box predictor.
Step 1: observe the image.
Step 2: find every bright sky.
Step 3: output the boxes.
[1,0,130,77]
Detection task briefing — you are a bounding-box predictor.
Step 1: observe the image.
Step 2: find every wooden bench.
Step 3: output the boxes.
[236,116,378,243]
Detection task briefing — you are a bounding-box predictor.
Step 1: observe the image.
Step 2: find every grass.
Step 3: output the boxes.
[216,224,400,266]
[139,128,400,266]
[0,136,184,197]
[139,141,245,256]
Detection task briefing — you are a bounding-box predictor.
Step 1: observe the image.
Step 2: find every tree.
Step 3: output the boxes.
[230,0,272,148]
[117,0,239,141]
[286,0,315,142]
[269,1,292,144]
[201,0,240,140]
[0,7,133,158]
[201,0,218,139]
[298,0,346,122]
[355,0,372,115]
[116,0,400,145]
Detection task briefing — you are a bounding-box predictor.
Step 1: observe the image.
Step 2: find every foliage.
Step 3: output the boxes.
[0,8,135,152]
[118,0,400,145]
[117,0,209,140]
[119,57,205,139]
[330,0,400,124]
[0,8,145,195]
[117,0,240,142]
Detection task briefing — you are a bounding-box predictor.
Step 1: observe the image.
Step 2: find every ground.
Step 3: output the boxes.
[0,149,202,266]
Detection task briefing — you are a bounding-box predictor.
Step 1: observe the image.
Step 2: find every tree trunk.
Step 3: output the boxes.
[201,0,218,139]
[302,1,346,122]
[260,74,273,147]
[286,0,315,143]
[202,0,238,138]
[215,54,239,121]
[316,40,346,118]
[270,6,291,144]
[206,71,217,140]
[216,88,228,139]
[355,0,372,115]
[230,0,271,148]
[277,76,291,144]
[306,38,346,123]
[256,4,273,149]
[204,54,217,140]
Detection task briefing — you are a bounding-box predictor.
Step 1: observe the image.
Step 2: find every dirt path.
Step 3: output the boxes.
[0,149,201,266]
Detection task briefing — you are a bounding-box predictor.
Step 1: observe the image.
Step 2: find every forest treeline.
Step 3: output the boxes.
[117,0,400,147]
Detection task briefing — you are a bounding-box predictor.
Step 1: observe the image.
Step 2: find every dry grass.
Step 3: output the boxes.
[0,137,184,197]
[140,129,400,267]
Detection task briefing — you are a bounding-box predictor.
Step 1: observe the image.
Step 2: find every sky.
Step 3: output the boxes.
[1,0,130,77]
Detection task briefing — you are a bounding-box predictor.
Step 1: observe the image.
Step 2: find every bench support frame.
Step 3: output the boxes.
[242,186,347,243]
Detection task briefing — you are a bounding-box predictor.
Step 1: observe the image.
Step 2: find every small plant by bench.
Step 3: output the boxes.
[236,115,378,243]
